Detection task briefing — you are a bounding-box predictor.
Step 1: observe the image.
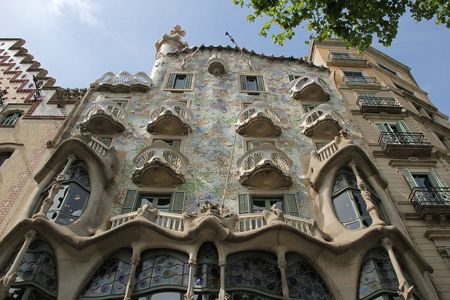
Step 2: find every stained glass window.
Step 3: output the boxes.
[194,243,220,291]
[81,249,131,299]
[40,161,90,225]
[285,253,332,300]
[134,251,189,296]
[0,240,57,300]
[225,251,282,299]
[359,248,422,300]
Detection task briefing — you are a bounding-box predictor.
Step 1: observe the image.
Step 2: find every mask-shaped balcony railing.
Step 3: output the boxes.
[378,132,433,157]
[343,76,381,89]
[91,71,152,92]
[80,101,126,134]
[132,140,188,187]
[409,187,450,218]
[357,95,402,114]
[147,99,193,135]
[328,52,368,67]
[299,104,343,138]
[236,101,282,137]
[290,76,330,101]
[237,143,293,189]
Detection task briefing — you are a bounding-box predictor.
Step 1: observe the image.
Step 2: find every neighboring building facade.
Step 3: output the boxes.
[0,39,86,237]
[0,28,448,300]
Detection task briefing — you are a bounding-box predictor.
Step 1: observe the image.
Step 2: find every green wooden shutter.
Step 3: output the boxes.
[428,168,447,188]
[166,73,176,89]
[283,193,299,217]
[288,75,295,81]
[238,194,250,214]
[240,75,247,91]
[171,192,185,213]
[121,190,137,214]
[184,74,193,89]
[401,169,418,189]
[396,120,410,133]
[256,76,265,91]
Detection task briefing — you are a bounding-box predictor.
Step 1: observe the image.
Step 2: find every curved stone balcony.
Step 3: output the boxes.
[237,143,293,189]
[236,101,282,137]
[300,104,343,138]
[290,76,330,101]
[91,71,152,92]
[147,99,193,135]
[80,100,126,135]
[132,140,188,187]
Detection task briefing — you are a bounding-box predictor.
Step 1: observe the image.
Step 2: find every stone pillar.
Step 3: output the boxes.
[278,257,290,300]
[123,249,141,300]
[348,161,384,226]
[33,154,77,219]
[381,238,414,300]
[184,258,196,300]
[218,260,226,300]
[0,230,37,300]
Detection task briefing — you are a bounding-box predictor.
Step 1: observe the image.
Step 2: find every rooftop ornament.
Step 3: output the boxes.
[225,31,252,70]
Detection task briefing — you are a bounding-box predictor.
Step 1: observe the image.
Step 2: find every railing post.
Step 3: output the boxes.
[0,230,37,300]
[349,161,384,226]
[381,238,414,300]
[123,248,141,300]
[33,154,77,219]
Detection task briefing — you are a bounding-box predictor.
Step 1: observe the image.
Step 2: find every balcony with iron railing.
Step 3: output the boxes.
[343,76,381,89]
[357,95,402,114]
[132,140,189,187]
[80,101,127,134]
[378,132,433,157]
[290,76,330,101]
[409,187,450,218]
[236,101,282,137]
[237,143,293,189]
[328,52,368,67]
[147,99,193,135]
[299,104,342,138]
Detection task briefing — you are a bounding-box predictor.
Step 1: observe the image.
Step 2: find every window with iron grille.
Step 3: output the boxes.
[0,111,22,126]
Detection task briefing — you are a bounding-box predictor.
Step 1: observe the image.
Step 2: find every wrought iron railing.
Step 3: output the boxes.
[357,95,400,108]
[409,187,450,211]
[378,132,431,147]
[344,76,379,85]
[329,52,367,62]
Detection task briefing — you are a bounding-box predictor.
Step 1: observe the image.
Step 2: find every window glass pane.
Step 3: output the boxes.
[344,71,364,78]
[333,191,358,222]
[246,76,258,91]
[60,184,89,217]
[252,200,266,212]
[352,190,372,227]
[151,292,182,300]
[174,75,186,89]
[156,197,171,212]
[412,174,433,188]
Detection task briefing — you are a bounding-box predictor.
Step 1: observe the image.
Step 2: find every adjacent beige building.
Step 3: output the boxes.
[0,29,448,300]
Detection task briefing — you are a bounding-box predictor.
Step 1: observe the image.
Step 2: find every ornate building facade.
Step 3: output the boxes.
[0,27,449,300]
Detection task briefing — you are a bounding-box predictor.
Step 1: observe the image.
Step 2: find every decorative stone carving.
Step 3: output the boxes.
[147,99,193,135]
[207,54,227,75]
[236,101,282,137]
[300,104,343,138]
[90,71,151,93]
[290,76,330,101]
[155,25,189,57]
[263,204,284,225]
[136,203,158,223]
[183,202,238,233]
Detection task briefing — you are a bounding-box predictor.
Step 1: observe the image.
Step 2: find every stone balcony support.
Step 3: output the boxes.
[80,99,127,135]
[147,99,193,135]
[237,144,293,189]
[300,104,343,138]
[132,140,189,187]
[236,101,281,137]
[290,76,330,101]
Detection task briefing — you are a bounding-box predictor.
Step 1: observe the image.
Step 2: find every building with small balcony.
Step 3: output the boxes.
[327,52,368,67]
[236,101,281,137]
[146,99,193,135]
[290,76,330,101]
[378,132,433,157]
[357,94,402,114]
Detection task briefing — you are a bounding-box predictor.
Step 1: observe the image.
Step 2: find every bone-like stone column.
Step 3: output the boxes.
[278,257,290,300]
[348,161,384,226]
[0,230,37,300]
[184,258,196,300]
[33,154,77,219]
[381,238,414,300]
[123,248,141,300]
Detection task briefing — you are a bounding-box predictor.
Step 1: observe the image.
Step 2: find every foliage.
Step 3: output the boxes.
[233,0,450,50]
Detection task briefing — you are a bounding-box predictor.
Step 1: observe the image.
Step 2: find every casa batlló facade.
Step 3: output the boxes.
[0,26,449,300]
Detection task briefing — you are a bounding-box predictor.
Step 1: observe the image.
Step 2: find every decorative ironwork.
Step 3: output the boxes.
[225,252,282,298]
[344,76,379,85]
[32,75,43,101]
[286,253,332,300]
[82,249,131,298]
[358,95,399,107]
[409,187,450,215]
[378,132,430,147]
[329,52,367,62]
[0,87,7,106]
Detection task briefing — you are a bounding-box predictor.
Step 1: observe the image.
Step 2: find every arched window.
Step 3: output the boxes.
[0,150,13,167]
[134,250,189,299]
[286,253,332,300]
[359,248,422,300]
[225,251,283,299]
[0,240,57,300]
[81,248,132,299]
[194,243,220,298]
[0,111,22,126]
[37,160,90,225]
[332,167,372,230]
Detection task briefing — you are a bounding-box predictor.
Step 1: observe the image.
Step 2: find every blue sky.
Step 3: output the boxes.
[1,0,449,115]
